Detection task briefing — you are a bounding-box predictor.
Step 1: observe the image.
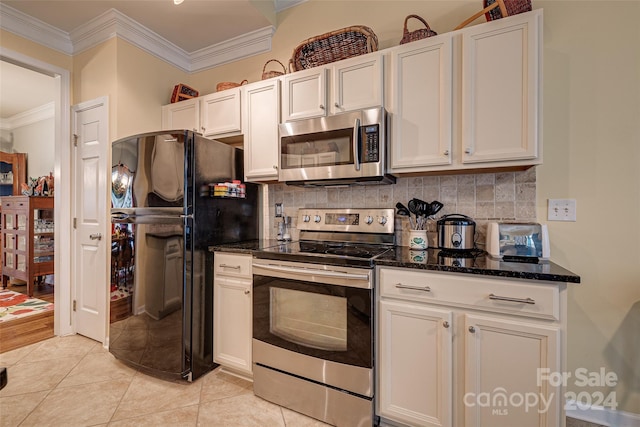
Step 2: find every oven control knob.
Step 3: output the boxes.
[378,216,388,225]
[365,215,374,225]
[302,215,310,222]
[314,215,321,223]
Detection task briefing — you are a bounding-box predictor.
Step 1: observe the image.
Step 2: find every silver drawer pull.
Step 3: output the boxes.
[220,264,241,270]
[489,293,535,305]
[395,283,431,292]
[89,233,102,240]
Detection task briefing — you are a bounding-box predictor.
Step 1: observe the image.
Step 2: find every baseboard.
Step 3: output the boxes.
[566,399,640,427]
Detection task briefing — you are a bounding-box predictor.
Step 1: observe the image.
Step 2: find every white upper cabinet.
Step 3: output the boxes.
[161,88,242,138]
[331,52,384,114]
[161,98,199,132]
[282,53,384,121]
[388,34,454,172]
[242,78,281,182]
[460,10,542,165]
[386,9,542,174]
[199,88,242,137]
[282,67,328,121]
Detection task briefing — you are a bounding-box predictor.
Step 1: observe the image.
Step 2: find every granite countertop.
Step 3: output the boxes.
[376,247,580,283]
[210,240,580,284]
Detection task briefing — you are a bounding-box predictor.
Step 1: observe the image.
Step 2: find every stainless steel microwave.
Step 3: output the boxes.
[278,107,395,186]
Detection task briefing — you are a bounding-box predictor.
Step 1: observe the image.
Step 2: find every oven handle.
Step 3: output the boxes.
[254,263,369,280]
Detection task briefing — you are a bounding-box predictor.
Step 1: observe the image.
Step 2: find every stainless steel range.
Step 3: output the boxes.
[252,208,394,427]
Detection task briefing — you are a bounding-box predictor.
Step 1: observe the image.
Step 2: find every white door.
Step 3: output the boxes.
[72,97,109,343]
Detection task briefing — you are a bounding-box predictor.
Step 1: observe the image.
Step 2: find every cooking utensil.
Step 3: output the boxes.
[429,200,444,216]
[395,202,410,216]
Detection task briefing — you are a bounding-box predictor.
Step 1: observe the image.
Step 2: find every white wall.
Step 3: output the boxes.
[12,117,54,178]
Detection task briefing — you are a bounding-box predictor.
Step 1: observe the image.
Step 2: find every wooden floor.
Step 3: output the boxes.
[0,282,55,353]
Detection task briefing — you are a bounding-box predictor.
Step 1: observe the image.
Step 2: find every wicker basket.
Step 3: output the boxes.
[484,0,531,20]
[400,15,438,45]
[289,25,378,72]
[261,59,287,80]
[216,80,248,92]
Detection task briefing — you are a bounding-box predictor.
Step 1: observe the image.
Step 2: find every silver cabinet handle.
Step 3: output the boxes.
[334,102,340,108]
[219,264,241,270]
[443,321,450,328]
[273,165,278,170]
[395,283,431,292]
[244,290,250,295]
[319,104,325,109]
[489,293,535,305]
[443,150,449,156]
[465,147,472,154]
[469,326,476,333]
[89,233,102,240]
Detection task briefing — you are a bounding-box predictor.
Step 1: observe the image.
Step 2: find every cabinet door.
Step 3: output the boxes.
[213,276,252,376]
[464,313,560,427]
[389,36,453,172]
[200,89,242,137]
[161,98,199,132]
[331,53,383,114]
[460,11,541,164]
[378,299,453,427]
[243,79,281,182]
[283,67,328,121]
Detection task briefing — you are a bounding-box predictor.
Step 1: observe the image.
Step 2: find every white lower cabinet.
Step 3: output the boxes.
[377,267,565,427]
[378,300,453,427]
[213,252,253,377]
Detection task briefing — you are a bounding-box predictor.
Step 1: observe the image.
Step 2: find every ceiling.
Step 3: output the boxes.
[0,0,299,120]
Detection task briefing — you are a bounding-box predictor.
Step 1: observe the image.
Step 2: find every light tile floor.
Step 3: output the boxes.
[0,335,329,427]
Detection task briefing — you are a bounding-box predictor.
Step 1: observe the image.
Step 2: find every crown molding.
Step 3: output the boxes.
[0,4,73,55]
[0,3,275,73]
[0,102,55,131]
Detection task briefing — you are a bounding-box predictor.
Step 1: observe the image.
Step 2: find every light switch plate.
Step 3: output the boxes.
[275,203,283,218]
[548,199,577,221]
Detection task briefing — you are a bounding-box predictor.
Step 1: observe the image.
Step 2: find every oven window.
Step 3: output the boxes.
[270,288,347,351]
[253,274,372,368]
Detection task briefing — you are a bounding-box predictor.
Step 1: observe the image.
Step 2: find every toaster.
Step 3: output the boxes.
[486,222,550,260]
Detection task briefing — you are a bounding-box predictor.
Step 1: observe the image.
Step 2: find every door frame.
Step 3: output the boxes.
[0,47,72,336]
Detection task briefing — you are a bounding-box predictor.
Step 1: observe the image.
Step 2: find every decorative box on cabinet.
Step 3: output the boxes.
[377,267,565,427]
[213,252,253,378]
[1,196,54,296]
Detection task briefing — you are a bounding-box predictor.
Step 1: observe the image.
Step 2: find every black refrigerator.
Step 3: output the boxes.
[109,130,259,381]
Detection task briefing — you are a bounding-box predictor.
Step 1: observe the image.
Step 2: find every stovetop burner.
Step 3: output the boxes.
[256,208,396,267]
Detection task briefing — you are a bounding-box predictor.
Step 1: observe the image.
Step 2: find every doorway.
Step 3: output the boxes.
[0,47,72,340]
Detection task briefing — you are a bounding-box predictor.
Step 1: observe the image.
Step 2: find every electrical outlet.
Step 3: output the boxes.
[275,203,283,218]
[548,199,577,221]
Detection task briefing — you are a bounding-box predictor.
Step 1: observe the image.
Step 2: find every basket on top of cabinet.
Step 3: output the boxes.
[289,25,378,72]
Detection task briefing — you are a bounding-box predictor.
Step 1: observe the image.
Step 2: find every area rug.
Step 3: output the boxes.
[0,289,54,323]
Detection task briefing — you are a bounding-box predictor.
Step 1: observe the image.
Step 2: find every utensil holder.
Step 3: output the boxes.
[409,230,428,249]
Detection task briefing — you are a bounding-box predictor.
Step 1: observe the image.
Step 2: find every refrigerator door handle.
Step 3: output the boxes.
[111,214,184,224]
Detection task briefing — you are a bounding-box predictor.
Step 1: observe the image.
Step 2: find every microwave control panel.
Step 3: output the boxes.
[362,124,380,163]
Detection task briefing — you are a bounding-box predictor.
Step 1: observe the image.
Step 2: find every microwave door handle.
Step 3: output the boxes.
[353,117,361,171]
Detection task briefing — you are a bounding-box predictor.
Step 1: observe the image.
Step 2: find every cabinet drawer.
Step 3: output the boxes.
[379,268,560,321]
[2,198,27,209]
[213,252,252,279]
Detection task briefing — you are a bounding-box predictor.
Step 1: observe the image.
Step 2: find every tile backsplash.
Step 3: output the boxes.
[262,168,537,247]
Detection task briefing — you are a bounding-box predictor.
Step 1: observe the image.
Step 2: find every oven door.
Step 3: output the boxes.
[252,258,373,369]
[278,107,386,183]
